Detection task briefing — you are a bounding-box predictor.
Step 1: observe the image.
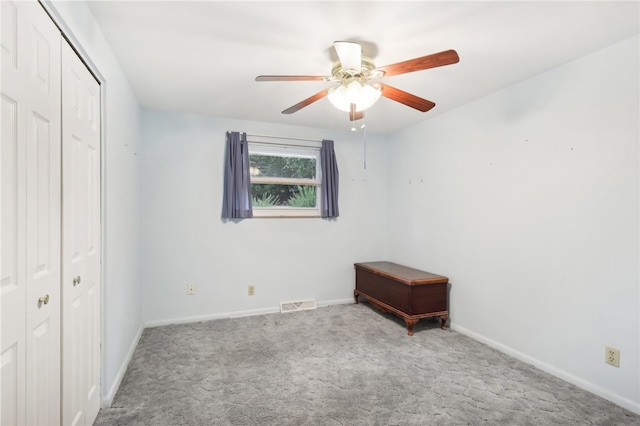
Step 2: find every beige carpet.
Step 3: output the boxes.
[94,303,639,425]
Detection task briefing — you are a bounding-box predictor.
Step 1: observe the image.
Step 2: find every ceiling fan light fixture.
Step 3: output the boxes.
[358,83,382,111]
[328,81,381,113]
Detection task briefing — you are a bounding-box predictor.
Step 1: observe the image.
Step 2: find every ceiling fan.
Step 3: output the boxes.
[255,41,459,122]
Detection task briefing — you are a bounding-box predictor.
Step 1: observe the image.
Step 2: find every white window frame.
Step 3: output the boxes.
[248,140,322,218]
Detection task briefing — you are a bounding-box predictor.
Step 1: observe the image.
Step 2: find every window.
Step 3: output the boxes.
[248,141,322,217]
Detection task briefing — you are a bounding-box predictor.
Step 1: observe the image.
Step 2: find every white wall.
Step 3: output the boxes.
[46,0,144,405]
[140,111,389,325]
[387,36,639,412]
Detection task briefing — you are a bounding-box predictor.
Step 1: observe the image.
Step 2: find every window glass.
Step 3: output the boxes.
[250,153,316,180]
[248,142,321,217]
[251,184,316,208]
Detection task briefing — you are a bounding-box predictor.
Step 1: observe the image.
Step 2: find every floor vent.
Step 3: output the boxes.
[280,299,317,313]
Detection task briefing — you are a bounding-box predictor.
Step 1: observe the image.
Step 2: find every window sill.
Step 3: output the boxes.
[251,214,322,219]
[252,208,321,218]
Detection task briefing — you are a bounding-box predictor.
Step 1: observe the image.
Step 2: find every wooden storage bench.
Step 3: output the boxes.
[354,261,449,335]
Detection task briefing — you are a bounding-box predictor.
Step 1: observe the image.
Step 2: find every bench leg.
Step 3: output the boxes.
[439,314,449,330]
[404,318,418,336]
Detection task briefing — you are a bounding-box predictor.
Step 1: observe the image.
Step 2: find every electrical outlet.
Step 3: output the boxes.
[187,284,196,295]
[248,285,255,296]
[605,346,620,368]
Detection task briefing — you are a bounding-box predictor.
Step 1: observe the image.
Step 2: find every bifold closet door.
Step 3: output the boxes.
[61,40,102,426]
[62,41,101,425]
[1,1,62,425]
[2,2,101,425]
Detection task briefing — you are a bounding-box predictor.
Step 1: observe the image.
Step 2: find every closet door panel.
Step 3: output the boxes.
[1,2,27,424]
[62,39,101,426]
[85,64,101,422]
[1,2,61,425]
[24,2,62,424]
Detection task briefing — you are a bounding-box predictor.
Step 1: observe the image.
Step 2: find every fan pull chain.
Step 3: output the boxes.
[362,118,367,169]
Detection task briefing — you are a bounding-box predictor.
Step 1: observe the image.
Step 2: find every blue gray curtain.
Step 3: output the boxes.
[221,131,253,219]
[320,139,339,218]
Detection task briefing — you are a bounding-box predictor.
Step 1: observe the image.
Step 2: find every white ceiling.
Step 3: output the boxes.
[85,1,639,135]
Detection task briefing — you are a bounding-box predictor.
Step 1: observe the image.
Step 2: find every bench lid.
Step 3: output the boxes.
[355,261,449,285]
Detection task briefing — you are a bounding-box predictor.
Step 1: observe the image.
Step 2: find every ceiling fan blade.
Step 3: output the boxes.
[379,83,436,112]
[282,89,330,114]
[256,75,327,82]
[377,49,459,77]
[349,103,364,121]
[334,41,362,72]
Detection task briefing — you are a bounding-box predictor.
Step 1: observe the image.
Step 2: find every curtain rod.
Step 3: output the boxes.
[245,133,323,143]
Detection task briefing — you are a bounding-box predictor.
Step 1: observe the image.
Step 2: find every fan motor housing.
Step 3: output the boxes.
[331,55,384,81]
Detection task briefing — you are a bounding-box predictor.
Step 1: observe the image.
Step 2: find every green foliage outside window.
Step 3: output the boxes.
[251,193,279,207]
[286,185,317,207]
[250,153,317,208]
[252,185,316,207]
[250,154,315,179]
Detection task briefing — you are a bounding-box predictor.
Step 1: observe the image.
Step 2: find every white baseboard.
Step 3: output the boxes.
[317,298,354,307]
[101,325,144,408]
[144,298,356,328]
[450,323,640,415]
[144,306,280,328]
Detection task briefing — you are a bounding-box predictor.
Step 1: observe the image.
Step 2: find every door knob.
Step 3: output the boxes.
[38,294,50,305]
[73,276,81,286]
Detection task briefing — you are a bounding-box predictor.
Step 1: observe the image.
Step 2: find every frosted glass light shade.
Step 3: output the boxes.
[328,82,381,112]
